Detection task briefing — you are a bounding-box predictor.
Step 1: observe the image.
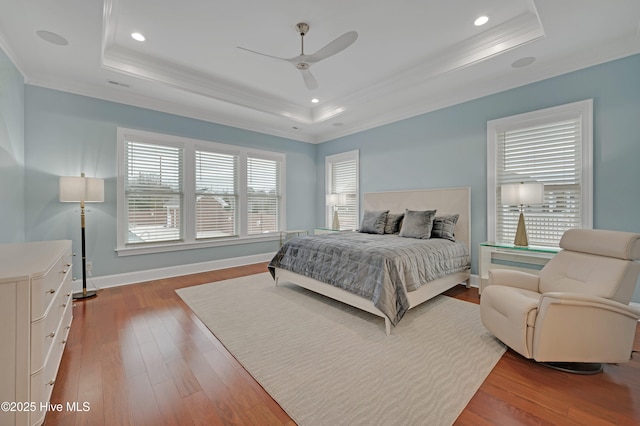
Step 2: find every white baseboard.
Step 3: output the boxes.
[74,266,640,315]
[469,274,480,289]
[73,252,276,293]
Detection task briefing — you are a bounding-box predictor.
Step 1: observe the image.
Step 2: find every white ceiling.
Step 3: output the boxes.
[1,0,639,143]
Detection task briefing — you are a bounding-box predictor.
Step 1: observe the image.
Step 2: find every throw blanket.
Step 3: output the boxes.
[268,232,470,325]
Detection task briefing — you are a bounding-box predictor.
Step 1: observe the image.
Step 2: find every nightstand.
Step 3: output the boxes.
[279,230,308,246]
[479,241,560,294]
[314,227,339,235]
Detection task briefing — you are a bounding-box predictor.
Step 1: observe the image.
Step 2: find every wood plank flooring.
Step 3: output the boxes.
[45,264,640,425]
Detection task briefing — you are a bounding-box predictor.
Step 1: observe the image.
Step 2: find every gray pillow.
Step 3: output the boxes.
[384,213,404,234]
[399,209,437,239]
[359,210,389,234]
[431,214,459,241]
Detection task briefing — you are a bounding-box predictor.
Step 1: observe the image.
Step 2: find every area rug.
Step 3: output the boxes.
[176,273,505,426]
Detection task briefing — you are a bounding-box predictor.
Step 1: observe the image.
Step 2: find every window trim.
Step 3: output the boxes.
[487,99,593,244]
[116,127,286,256]
[325,150,359,230]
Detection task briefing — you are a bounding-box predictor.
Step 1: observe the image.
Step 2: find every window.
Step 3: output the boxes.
[125,141,184,244]
[487,100,593,247]
[195,150,238,239]
[117,128,285,255]
[247,156,281,235]
[325,150,359,230]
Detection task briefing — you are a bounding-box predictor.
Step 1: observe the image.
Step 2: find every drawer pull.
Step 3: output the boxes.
[47,380,55,386]
[61,303,67,308]
[47,332,56,338]
[65,325,71,330]
[61,339,67,344]
[47,288,56,294]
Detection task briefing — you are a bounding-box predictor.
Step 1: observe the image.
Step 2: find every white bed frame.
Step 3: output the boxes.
[273,187,471,335]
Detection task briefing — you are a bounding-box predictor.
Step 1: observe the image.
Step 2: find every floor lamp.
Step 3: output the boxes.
[60,173,104,300]
[501,182,544,246]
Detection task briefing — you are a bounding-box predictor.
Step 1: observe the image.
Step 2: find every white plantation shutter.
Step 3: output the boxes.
[489,100,593,247]
[247,156,281,235]
[326,150,359,230]
[125,141,183,244]
[117,128,286,254]
[195,150,239,239]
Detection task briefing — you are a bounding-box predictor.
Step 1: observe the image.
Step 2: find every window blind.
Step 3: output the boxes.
[496,119,582,246]
[330,158,358,230]
[195,150,239,239]
[247,156,281,235]
[125,141,183,244]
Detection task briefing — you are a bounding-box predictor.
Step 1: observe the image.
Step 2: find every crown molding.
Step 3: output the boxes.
[100,4,543,132]
[313,36,640,143]
[0,30,27,79]
[25,75,315,143]
[102,45,314,124]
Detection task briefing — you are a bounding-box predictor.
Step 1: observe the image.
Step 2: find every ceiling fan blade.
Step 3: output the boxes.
[237,46,290,62]
[306,31,358,63]
[300,68,318,90]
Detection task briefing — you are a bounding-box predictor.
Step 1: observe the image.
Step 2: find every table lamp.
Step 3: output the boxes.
[501,182,544,246]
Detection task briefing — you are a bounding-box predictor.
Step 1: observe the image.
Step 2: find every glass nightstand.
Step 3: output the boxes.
[479,241,560,294]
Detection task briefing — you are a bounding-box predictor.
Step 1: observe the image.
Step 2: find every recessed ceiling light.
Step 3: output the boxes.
[36,30,69,46]
[474,16,489,26]
[333,122,343,127]
[511,56,536,68]
[311,98,319,103]
[131,32,146,42]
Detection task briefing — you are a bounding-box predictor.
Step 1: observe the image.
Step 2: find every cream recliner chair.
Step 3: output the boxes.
[480,228,640,373]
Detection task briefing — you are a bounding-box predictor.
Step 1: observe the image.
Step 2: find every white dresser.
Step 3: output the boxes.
[0,240,73,426]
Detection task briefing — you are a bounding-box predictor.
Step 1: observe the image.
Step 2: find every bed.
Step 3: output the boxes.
[268,187,471,334]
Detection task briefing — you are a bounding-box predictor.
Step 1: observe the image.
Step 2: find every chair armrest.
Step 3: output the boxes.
[487,269,540,292]
[540,292,640,320]
[532,292,640,363]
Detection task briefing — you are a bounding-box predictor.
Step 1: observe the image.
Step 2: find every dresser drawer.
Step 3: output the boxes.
[30,359,57,426]
[30,305,71,426]
[31,247,72,321]
[30,290,72,373]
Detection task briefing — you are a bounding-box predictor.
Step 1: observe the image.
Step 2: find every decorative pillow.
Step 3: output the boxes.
[431,214,459,241]
[384,213,405,234]
[359,210,389,234]
[398,209,437,239]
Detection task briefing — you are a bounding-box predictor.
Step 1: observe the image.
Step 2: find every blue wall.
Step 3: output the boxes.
[316,54,640,301]
[3,42,640,300]
[0,48,25,243]
[24,86,317,279]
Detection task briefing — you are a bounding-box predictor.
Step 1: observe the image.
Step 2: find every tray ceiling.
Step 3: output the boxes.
[1,0,639,143]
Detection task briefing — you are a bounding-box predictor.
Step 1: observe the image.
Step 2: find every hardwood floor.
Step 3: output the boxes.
[46,264,640,425]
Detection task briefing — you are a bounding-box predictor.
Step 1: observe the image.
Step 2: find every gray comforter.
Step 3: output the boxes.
[268,232,470,325]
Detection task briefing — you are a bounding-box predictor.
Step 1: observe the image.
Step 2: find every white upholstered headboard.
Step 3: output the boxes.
[363,187,471,252]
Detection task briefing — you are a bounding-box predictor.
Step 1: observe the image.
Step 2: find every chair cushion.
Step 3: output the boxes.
[539,251,637,303]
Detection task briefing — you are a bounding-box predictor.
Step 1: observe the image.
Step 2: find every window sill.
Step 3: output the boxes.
[115,233,280,257]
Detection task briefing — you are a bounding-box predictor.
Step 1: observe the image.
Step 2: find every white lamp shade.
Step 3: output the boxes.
[326,193,347,205]
[60,176,104,202]
[501,182,544,206]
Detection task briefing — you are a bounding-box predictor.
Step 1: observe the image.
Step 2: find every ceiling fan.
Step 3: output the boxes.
[238,22,358,90]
